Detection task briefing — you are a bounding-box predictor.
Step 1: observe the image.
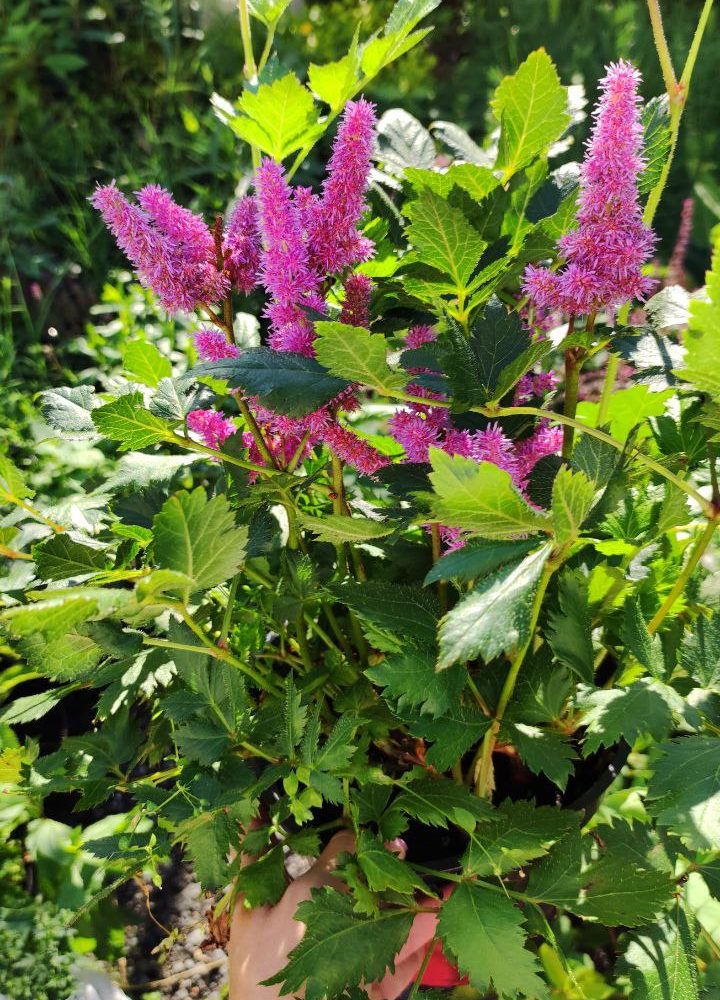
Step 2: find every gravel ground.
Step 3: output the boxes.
[121,859,228,999]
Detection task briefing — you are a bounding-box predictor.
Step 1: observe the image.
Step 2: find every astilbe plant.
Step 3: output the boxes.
[3,1,720,998]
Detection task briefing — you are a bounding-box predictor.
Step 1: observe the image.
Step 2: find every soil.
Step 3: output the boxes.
[120,858,228,1000]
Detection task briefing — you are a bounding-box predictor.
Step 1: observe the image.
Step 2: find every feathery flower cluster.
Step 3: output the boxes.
[523,60,656,317]
[255,99,376,355]
[340,274,373,328]
[90,183,228,313]
[187,409,237,450]
[223,195,262,294]
[194,328,240,362]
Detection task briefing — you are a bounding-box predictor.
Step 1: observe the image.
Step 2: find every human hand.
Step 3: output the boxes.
[228,831,439,1000]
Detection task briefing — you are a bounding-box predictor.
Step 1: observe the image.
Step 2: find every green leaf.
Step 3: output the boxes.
[384,0,441,34]
[236,845,287,907]
[232,73,323,161]
[680,613,720,689]
[546,571,594,682]
[440,299,552,408]
[174,718,230,764]
[394,776,492,829]
[309,47,360,110]
[247,0,291,25]
[464,800,578,876]
[298,513,396,545]
[493,48,569,182]
[123,340,172,388]
[329,582,439,650]
[356,832,427,895]
[438,882,546,999]
[361,27,431,79]
[677,230,720,399]
[621,598,665,677]
[182,809,242,889]
[428,449,551,540]
[149,377,197,422]
[639,96,672,197]
[425,538,538,586]
[32,535,110,580]
[190,349,350,418]
[647,736,720,850]
[621,906,699,1000]
[508,723,575,789]
[366,648,467,717]
[551,467,595,544]
[314,322,406,395]
[398,703,490,772]
[153,488,248,596]
[265,887,413,998]
[40,385,99,435]
[0,689,67,725]
[404,188,487,287]
[284,674,308,758]
[0,454,33,501]
[529,831,674,926]
[91,392,174,451]
[580,678,675,755]
[437,544,553,670]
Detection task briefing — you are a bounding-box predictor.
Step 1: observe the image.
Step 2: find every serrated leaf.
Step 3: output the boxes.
[284,674,307,758]
[621,905,699,1000]
[438,882,546,999]
[103,452,200,493]
[0,689,66,725]
[329,582,439,649]
[579,678,675,755]
[621,598,665,677]
[236,845,287,907]
[182,810,241,889]
[298,513,396,544]
[551,467,595,544]
[377,109,435,175]
[356,831,427,895]
[384,0,440,34]
[394,775,492,829]
[509,723,575,789]
[189,349,350,418]
[92,392,174,451]
[404,188,487,288]
[247,0,291,25]
[265,887,413,998]
[428,449,551,540]
[0,455,33,502]
[529,831,674,926]
[175,717,230,764]
[676,231,720,399]
[233,73,323,161]
[40,385,99,435]
[123,340,172,388]
[314,321,406,394]
[32,534,110,580]
[546,571,594,682]
[440,298,551,408]
[494,48,569,182]
[639,95,672,196]
[149,377,197,421]
[361,27,431,79]
[153,488,247,596]
[465,800,578,876]
[437,543,552,670]
[398,703,490,772]
[647,736,720,850]
[308,45,360,111]
[425,537,538,586]
[680,613,720,689]
[366,648,467,717]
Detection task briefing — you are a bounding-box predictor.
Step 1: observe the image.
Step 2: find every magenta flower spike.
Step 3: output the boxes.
[223,195,262,294]
[186,409,237,450]
[194,328,239,362]
[339,274,373,328]
[255,159,322,357]
[307,99,377,275]
[523,60,656,317]
[90,182,227,314]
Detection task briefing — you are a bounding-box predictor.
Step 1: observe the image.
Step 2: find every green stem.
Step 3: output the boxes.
[473,562,555,797]
[648,518,718,633]
[295,614,314,671]
[596,353,620,426]
[406,937,438,1000]
[644,0,714,226]
[257,22,276,73]
[220,573,241,645]
[236,396,279,469]
[142,636,278,694]
[0,490,65,533]
[561,349,581,460]
[170,431,282,479]
[237,0,259,168]
[491,406,713,516]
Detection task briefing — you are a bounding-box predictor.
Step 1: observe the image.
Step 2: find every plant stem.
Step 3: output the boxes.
[220,573,241,645]
[648,517,718,633]
[170,431,282,479]
[237,0,260,168]
[709,439,720,507]
[561,348,581,460]
[406,937,438,1000]
[473,562,554,797]
[1,490,65,533]
[596,353,620,426]
[236,395,279,469]
[142,636,278,694]
[295,613,314,671]
[644,0,714,226]
[490,406,714,516]
[257,22,276,73]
